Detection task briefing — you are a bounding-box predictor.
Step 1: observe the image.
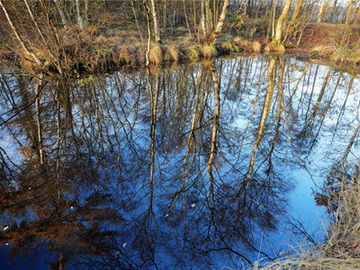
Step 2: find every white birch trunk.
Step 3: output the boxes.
[274,0,292,42]
[317,0,327,22]
[150,0,160,42]
[212,0,230,43]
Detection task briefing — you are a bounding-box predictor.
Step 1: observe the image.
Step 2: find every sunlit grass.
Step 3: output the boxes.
[199,44,218,59]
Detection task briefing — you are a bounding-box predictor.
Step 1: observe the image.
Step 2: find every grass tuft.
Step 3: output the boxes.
[233,36,243,45]
[149,45,163,64]
[199,44,218,59]
[251,41,261,53]
[310,46,336,59]
[221,41,234,53]
[164,46,182,62]
[264,43,286,54]
[183,45,200,60]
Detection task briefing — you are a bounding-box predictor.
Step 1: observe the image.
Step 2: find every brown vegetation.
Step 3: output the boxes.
[251,171,360,270]
[0,1,359,76]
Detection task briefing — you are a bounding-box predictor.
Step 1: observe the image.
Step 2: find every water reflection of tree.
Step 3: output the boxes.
[0,75,127,269]
[1,56,359,268]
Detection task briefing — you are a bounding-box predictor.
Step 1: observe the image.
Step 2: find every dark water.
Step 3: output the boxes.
[0,55,359,269]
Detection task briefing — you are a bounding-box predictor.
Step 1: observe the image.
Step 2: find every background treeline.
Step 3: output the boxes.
[0,0,358,72]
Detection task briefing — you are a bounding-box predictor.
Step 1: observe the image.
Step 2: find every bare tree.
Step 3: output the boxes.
[212,0,230,43]
[317,0,327,22]
[0,0,41,65]
[345,0,354,25]
[150,0,160,42]
[274,0,292,42]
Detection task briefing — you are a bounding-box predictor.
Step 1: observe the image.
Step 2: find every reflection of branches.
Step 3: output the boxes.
[286,215,318,245]
[1,57,333,268]
[207,63,220,210]
[253,58,284,181]
[305,64,319,121]
[246,57,277,180]
[148,68,159,214]
[288,62,309,105]
[333,77,354,136]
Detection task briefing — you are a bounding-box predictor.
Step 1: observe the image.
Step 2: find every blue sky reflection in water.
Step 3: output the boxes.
[0,55,359,269]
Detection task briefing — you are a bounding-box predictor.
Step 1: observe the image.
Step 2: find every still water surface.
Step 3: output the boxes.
[0,55,359,269]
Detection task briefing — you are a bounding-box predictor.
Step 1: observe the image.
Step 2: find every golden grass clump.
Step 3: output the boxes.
[233,36,243,45]
[199,44,217,59]
[264,43,286,54]
[233,36,251,51]
[310,46,336,59]
[221,41,234,53]
[149,44,164,64]
[119,47,131,64]
[251,41,261,53]
[94,34,107,45]
[164,46,181,62]
[183,45,200,60]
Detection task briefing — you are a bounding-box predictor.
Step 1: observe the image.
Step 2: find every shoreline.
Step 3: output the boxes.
[1,22,360,76]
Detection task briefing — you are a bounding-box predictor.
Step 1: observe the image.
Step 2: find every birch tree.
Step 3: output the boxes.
[150,0,160,42]
[53,0,67,29]
[345,0,353,25]
[212,0,230,43]
[274,0,292,42]
[0,0,41,65]
[317,0,327,22]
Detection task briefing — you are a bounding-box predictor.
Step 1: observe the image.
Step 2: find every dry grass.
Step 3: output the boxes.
[310,45,336,59]
[264,43,286,54]
[164,46,182,62]
[175,35,196,47]
[119,47,131,64]
[234,37,251,51]
[253,255,360,270]
[199,44,218,59]
[249,171,360,270]
[233,36,243,45]
[251,41,261,53]
[183,45,200,60]
[149,44,164,64]
[221,41,234,53]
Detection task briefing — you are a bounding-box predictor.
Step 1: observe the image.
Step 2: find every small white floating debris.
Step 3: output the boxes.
[165,213,169,217]
[122,243,127,248]
[70,206,74,209]
[116,251,120,254]
[28,187,31,190]
[3,226,9,231]
[5,243,9,246]
[191,203,196,208]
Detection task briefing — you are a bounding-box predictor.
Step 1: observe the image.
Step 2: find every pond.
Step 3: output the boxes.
[0,54,359,269]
